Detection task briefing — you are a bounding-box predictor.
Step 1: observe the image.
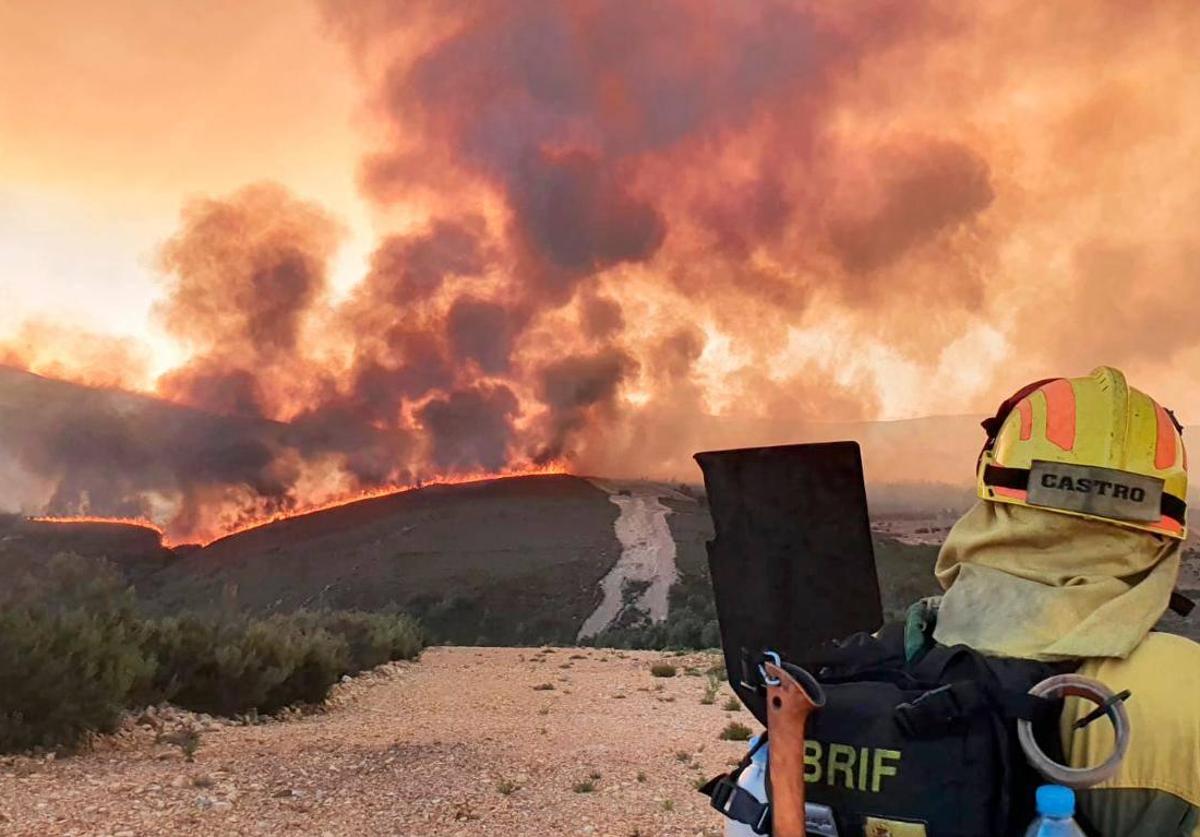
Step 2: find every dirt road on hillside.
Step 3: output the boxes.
[579,482,681,639]
[0,648,752,836]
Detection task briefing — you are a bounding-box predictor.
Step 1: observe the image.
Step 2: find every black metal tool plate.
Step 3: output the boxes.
[695,442,883,724]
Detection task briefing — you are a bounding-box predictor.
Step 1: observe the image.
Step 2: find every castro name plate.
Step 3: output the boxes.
[1026,460,1164,523]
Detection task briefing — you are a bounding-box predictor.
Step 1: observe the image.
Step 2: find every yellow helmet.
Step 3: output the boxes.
[977,366,1187,539]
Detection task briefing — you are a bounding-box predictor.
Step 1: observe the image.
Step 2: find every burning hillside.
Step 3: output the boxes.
[0,365,562,543]
[3,1,1200,541]
[0,365,989,543]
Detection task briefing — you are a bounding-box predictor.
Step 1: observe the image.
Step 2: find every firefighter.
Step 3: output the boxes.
[934,366,1200,834]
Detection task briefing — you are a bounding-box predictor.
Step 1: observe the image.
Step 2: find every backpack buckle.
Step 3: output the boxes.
[895,683,969,736]
[707,775,771,834]
[707,775,738,811]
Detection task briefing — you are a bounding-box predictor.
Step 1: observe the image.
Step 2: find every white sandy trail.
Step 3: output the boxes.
[578,484,679,640]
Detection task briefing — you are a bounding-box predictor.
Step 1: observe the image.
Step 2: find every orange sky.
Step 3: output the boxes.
[2,0,1199,427]
[0,0,372,368]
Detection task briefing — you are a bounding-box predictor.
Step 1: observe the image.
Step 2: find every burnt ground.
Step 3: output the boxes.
[0,515,174,589]
[147,475,625,646]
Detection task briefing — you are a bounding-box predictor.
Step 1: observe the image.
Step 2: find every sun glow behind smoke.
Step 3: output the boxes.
[3,0,1200,540]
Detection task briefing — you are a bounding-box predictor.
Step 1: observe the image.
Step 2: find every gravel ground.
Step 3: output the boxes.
[0,647,755,836]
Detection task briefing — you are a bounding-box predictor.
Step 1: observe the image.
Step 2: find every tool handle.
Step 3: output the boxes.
[765,662,823,837]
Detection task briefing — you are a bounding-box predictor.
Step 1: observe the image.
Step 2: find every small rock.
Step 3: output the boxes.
[212,800,233,812]
[170,776,189,789]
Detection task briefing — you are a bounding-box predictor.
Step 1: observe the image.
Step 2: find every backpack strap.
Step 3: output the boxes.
[1169,590,1195,617]
[897,645,1064,737]
[699,734,772,834]
[894,680,1058,737]
[897,645,1071,834]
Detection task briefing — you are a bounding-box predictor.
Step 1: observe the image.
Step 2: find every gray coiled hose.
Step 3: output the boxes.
[1017,674,1131,789]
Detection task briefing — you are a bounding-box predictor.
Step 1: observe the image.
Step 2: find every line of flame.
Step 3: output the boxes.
[28,463,568,548]
[27,514,166,535]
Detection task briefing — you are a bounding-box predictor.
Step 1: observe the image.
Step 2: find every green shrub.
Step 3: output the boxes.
[719,721,753,741]
[0,553,425,753]
[291,610,423,672]
[0,555,154,752]
[120,611,348,716]
[147,610,422,717]
[650,663,677,678]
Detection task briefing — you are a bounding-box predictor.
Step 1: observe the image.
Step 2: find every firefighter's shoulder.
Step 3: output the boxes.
[1063,632,1200,835]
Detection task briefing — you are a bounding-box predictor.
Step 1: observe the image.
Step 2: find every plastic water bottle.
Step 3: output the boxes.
[1025,785,1086,836]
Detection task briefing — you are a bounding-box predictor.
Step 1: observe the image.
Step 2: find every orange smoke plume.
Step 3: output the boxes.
[5,0,1200,539]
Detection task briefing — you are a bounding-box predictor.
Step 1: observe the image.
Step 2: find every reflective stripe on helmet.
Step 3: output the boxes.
[1155,403,1177,470]
[1017,398,1033,441]
[1042,378,1076,452]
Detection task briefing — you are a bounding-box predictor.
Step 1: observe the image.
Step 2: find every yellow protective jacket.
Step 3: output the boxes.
[1062,632,1200,836]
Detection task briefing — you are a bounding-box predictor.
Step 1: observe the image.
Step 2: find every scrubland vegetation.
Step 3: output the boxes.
[0,553,423,753]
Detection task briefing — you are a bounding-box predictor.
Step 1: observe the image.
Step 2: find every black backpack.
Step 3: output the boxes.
[702,621,1075,836]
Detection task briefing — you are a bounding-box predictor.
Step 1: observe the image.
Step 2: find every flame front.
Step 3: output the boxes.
[28,515,166,537]
[31,463,565,547]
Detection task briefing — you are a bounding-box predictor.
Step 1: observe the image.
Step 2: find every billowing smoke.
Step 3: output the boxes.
[417,384,520,472]
[152,183,341,419]
[0,321,152,391]
[5,0,1200,539]
[535,348,636,464]
[827,140,995,276]
[446,298,522,376]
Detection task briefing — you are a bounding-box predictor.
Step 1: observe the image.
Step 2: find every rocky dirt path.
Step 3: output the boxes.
[579,482,682,640]
[0,647,756,836]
